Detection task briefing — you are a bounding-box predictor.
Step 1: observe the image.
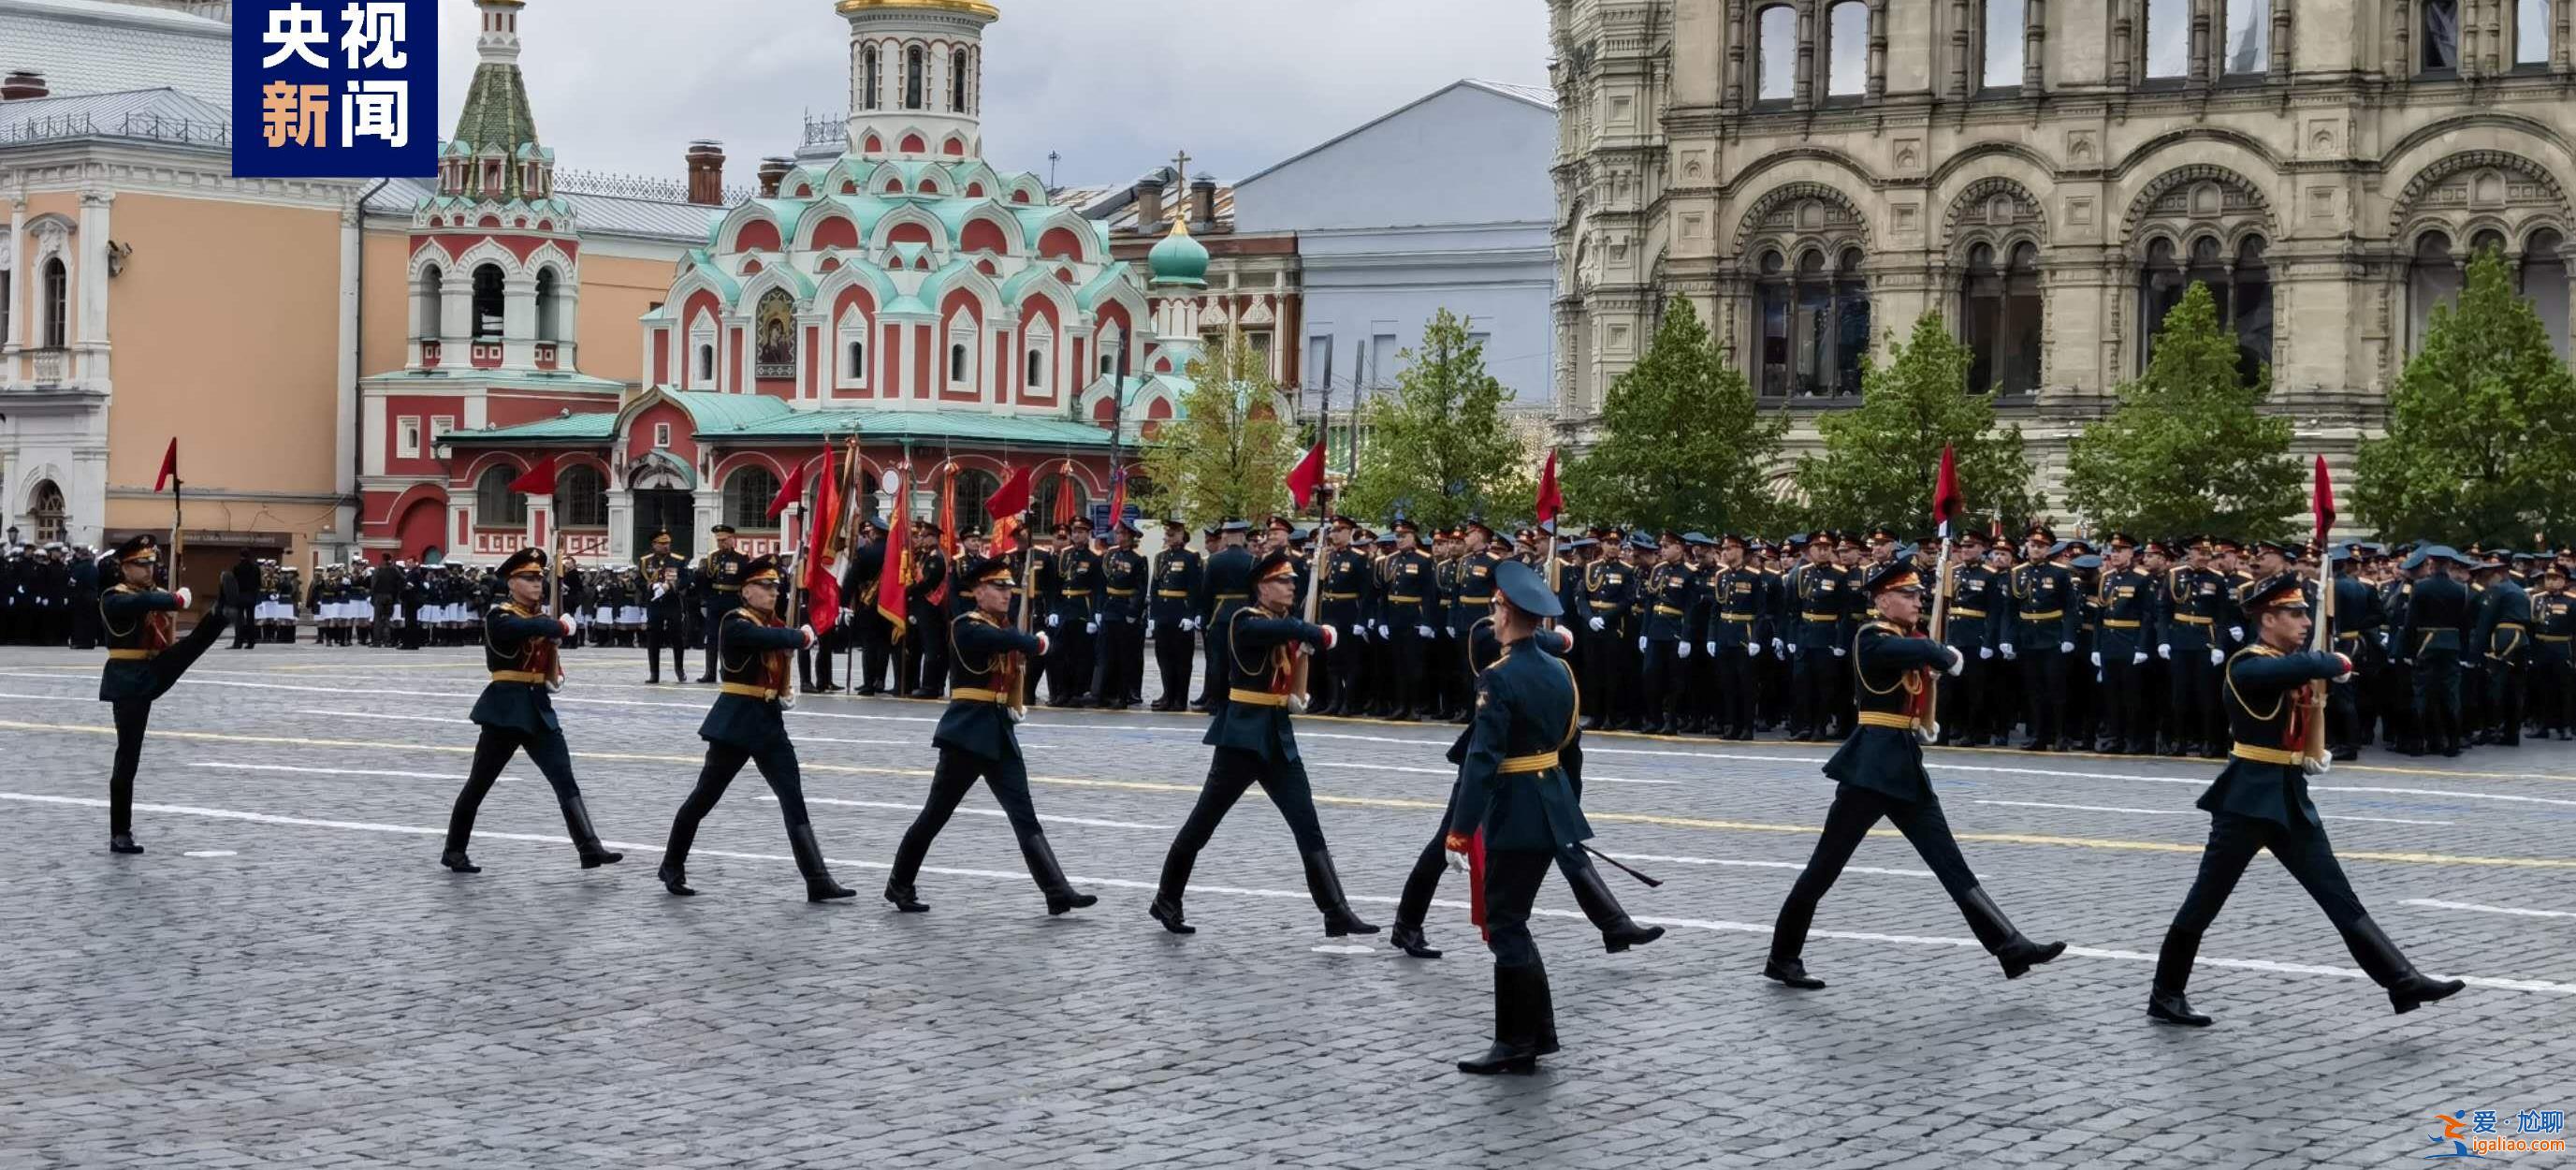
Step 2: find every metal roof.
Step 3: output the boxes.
[361,174,723,244]
[442,414,619,445]
[1234,78,1558,190]
[447,401,1113,450]
[0,85,232,149]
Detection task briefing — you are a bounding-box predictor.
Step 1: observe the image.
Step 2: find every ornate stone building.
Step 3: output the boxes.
[1550,0,2576,494]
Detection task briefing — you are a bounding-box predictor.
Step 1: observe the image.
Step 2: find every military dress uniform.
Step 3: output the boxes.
[884,555,1098,915]
[2147,574,2465,1027]
[1707,547,1769,739]
[644,559,691,682]
[2326,562,2382,758]
[1194,527,1255,714]
[658,557,852,901]
[438,548,623,874]
[95,535,230,853]
[1938,548,2001,745]
[1576,546,1637,730]
[2161,555,2233,757]
[1316,531,1375,717]
[2008,550,2080,750]
[1093,529,1150,709]
[1637,551,1696,736]
[1766,561,2064,991]
[1151,551,1376,937]
[2472,563,2532,746]
[2532,574,2573,738]
[1378,525,1439,721]
[2397,550,2473,755]
[1446,542,1501,723]
[694,534,750,682]
[1148,526,1203,711]
[1784,549,1848,740]
[2095,540,2156,754]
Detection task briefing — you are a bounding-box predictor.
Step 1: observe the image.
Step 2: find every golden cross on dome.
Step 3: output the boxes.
[1169,148,1192,228]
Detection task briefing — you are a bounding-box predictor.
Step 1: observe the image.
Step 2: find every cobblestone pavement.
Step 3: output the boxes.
[2,643,2572,1168]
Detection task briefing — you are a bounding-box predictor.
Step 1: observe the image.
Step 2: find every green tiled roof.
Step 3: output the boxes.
[674,391,795,432]
[451,61,541,198]
[444,413,617,444]
[735,410,1113,449]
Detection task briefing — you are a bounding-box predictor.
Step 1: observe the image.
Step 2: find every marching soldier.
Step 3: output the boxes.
[694,526,750,682]
[1765,560,2065,991]
[2147,574,2465,1027]
[1316,516,1374,717]
[2094,534,2154,754]
[1194,519,1255,716]
[1150,550,1376,938]
[438,548,624,874]
[884,553,1099,915]
[2006,525,2078,751]
[1147,519,1202,711]
[1093,518,1149,710]
[1938,531,2000,746]
[658,556,853,901]
[96,534,230,854]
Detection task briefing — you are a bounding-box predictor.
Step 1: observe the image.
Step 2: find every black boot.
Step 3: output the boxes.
[1529,958,1560,1057]
[1148,894,1194,934]
[109,834,144,856]
[559,796,621,868]
[2342,916,2466,1015]
[882,879,928,913]
[789,826,853,902]
[1301,849,1379,935]
[439,850,479,873]
[1766,893,1826,987]
[658,864,694,897]
[1564,855,1664,953]
[1020,833,1097,915]
[1763,958,1826,989]
[1958,886,2064,979]
[1389,921,1442,958]
[2147,926,2212,1026]
[1457,964,1539,1075]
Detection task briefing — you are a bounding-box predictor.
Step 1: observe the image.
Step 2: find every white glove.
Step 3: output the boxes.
[1553,628,1577,654]
[2089,651,2103,667]
[1147,621,1157,638]
[1769,637,1783,653]
[1377,622,1390,638]
[2158,643,2172,659]
[1046,613,1061,628]
[1417,624,1434,639]
[2000,642,2016,661]
[1945,647,1966,677]
[1588,616,1606,632]
[2209,648,2224,666]
[1705,641,1720,658]
[172,586,193,609]
[2059,641,2075,654]
[2332,652,2356,683]
[1637,636,1649,651]
[1831,647,1846,658]
[2132,651,2147,665]
[557,615,578,638]
[1787,642,1800,655]
[1746,642,1761,658]
[1319,624,1339,651]
[1084,620,1099,635]
[2227,626,2244,643]
[1446,848,1470,873]
[798,624,818,648]
[1978,646,1993,660]
[1677,641,1692,659]
[1181,618,1198,633]
[1035,632,1052,657]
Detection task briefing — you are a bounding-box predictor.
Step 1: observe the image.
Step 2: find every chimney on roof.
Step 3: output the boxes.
[757,156,793,199]
[1190,172,1217,229]
[685,140,726,206]
[1132,171,1167,232]
[1,71,47,101]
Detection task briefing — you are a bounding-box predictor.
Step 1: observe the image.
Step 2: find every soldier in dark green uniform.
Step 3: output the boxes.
[695,525,750,683]
[1765,560,2064,990]
[2005,525,2078,751]
[438,548,623,874]
[2397,546,2472,755]
[95,534,229,854]
[1151,550,1375,937]
[884,554,1099,916]
[2148,574,2466,1026]
[2161,538,2232,758]
[1148,519,1202,710]
[657,556,851,901]
[2535,563,2573,739]
[1446,558,1594,1075]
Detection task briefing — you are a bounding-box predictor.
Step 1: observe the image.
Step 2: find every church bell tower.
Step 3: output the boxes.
[837,0,997,161]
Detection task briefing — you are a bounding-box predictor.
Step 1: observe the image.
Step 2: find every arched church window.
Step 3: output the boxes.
[417,265,443,338]
[1984,0,2026,89]
[2222,0,2268,75]
[1026,349,1046,389]
[863,46,880,110]
[42,256,67,348]
[2139,234,2272,381]
[1826,2,1868,96]
[905,45,926,111]
[2524,228,2571,358]
[949,466,1000,535]
[30,479,65,544]
[951,343,970,384]
[2423,0,2462,72]
[2145,0,2188,80]
[1033,474,1085,531]
[534,269,560,342]
[471,264,504,341]
[1755,6,1795,101]
[557,463,608,528]
[837,305,869,389]
[724,466,780,532]
[2408,230,2463,355]
[2520,0,2553,65]
[1965,242,2042,395]
[952,50,970,112]
[477,465,528,527]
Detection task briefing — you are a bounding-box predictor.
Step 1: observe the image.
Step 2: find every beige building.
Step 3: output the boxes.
[1550,0,2576,495]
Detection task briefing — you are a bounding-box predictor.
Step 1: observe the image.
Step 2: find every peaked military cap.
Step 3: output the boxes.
[1252,549,1299,584]
[1492,558,1563,619]
[957,554,1016,589]
[496,548,549,578]
[2241,572,2311,616]
[711,524,738,535]
[108,534,160,564]
[741,555,784,586]
[1862,561,1926,594]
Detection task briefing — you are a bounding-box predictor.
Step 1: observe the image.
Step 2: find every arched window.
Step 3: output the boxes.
[951,49,969,112]
[476,465,528,527]
[2520,0,2553,65]
[837,305,870,389]
[1034,472,1086,530]
[2140,234,2272,380]
[724,466,781,531]
[949,466,1001,535]
[950,343,970,384]
[696,344,716,383]
[2523,228,2570,358]
[416,265,443,338]
[1755,247,1870,398]
[1826,2,1869,96]
[1756,6,1795,101]
[2222,0,2268,74]
[42,256,67,348]
[471,263,504,340]
[904,45,925,110]
[862,46,880,110]
[29,479,65,544]
[2423,0,2462,71]
[2145,0,2188,79]
[1965,242,2043,395]
[2408,230,2463,355]
[1984,0,2027,89]
[534,268,560,342]
[2226,237,2272,383]
[1025,320,1053,392]
[557,463,608,527]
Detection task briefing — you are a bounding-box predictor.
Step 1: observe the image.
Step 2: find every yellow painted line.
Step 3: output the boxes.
[10,716,2574,870]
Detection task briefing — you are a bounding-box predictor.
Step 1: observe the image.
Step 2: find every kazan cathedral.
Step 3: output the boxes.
[357,0,1216,564]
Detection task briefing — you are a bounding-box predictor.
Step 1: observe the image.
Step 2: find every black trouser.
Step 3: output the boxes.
[646,615,687,680]
[2020,647,2068,744]
[67,592,97,650]
[856,612,891,692]
[890,747,1073,897]
[442,724,604,856]
[1092,614,1142,705]
[1578,623,1624,724]
[2414,650,2463,751]
[1790,645,1836,735]
[664,735,826,880]
[1387,622,1429,715]
[1153,622,1195,707]
[698,597,733,679]
[1641,640,1682,725]
[1157,748,1333,907]
[1939,641,1982,739]
[2167,634,2219,748]
[371,598,396,644]
[2486,651,2525,744]
[2167,812,2367,939]
[1769,785,1987,964]
[1711,636,1756,734]
[108,699,150,837]
[2539,649,2573,733]
[2099,636,2147,747]
[1321,612,1361,710]
[1481,847,1553,968]
[229,603,258,648]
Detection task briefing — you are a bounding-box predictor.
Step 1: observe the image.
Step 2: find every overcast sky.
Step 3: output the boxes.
[435,0,1550,189]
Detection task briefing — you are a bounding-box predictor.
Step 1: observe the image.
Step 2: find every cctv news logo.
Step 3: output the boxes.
[232,0,437,179]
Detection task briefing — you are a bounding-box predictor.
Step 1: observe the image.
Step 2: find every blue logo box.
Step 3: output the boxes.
[231,0,437,179]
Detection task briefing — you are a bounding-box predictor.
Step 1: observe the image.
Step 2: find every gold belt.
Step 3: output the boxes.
[1800,611,1840,622]
[1459,596,1494,607]
[1856,710,1914,730]
[2105,619,2142,629]
[1156,590,1190,598]
[1059,589,1090,597]
[1589,600,1623,609]
[1723,613,1756,622]
[950,687,1011,705]
[106,649,159,661]
[2231,743,2301,766]
[720,682,780,700]
[1497,752,1560,775]
[2539,634,2571,643]
[714,584,740,592]
[1323,592,1360,601]
[1227,688,1290,708]
[2175,614,2214,625]
[2496,621,2527,629]
[1107,588,1138,596]
[1214,592,1246,602]
[1951,607,1987,618]
[1654,605,1686,616]
[1389,595,1422,604]
[2022,609,2063,620]
[489,670,547,684]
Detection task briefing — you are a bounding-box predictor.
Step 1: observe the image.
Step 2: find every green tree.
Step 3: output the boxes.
[1133,329,1297,528]
[2354,248,2576,545]
[1339,309,1533,528]
[2063,282,2301,539]
[1795,311,2042,532]
[1562,297,1785,534]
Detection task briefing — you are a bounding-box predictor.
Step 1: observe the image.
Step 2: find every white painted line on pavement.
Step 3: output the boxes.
[182,850,238,857]
[298,709,475,725]
[769,794,1173,831]
[2403,899,2576,920]
[193,762,465,781]
[1601,852,1934,879]
[5,789,2565,997]
[1305,760,1674,786]
[1975,798,2456,827]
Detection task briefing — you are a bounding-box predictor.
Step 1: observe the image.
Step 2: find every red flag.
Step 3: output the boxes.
[153,438,180,493]
[1286,440,1327,510]
[876,466,910,640]
[765,459,808,521]
[1932,446,1962,536]
[803,445,843,630]
[1052,462,1081,528]
[507,453,558,496]
[1535,449,1563,525]
[2312,455,2336,542]
[1466,828,1491,943]
[1107,463,1128,533]
[986,464,1032,556]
